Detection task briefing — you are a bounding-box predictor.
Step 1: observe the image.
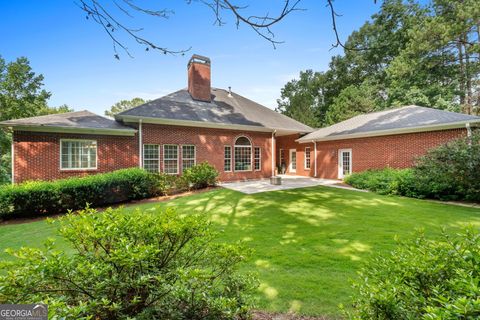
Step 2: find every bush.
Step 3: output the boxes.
[0,168,158,219]
[0,206,257,319]
[182,162,219,189]
[344,228,480,319]
[344,168,415,195]
[412,132,480,201]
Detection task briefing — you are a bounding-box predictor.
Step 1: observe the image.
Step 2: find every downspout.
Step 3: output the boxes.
[466,122,472,145]
[271,130,276,177]
[138,120,143,168]
[313,140,317,178]
[11,138,14,184]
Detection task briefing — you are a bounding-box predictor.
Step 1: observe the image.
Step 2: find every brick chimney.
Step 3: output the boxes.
[187,54,211,102]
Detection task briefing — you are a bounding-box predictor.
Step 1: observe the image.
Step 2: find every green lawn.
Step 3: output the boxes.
[1,186,480,316]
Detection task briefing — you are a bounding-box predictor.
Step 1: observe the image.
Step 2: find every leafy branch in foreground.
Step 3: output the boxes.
[0,206,257,319]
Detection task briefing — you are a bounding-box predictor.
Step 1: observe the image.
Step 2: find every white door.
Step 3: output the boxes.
[289,149,297,173]
[338,149,352,179]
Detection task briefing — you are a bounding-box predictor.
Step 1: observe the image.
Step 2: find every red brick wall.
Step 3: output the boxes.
[13,125,274,183]
[276,134,315,177]
[13,131,139,183]
[276,129,467,179]
[142,124,273,181]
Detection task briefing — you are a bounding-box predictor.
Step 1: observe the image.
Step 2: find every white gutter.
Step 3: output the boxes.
[313,140,317,178]
[271,130,276,177]
[116,114,311,136]
[138,120,143,168]
[296,119,480,143]
[11,141,14,184]
[3,125,137,136]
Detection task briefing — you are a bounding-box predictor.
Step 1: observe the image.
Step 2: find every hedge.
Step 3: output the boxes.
[0,168,158,219]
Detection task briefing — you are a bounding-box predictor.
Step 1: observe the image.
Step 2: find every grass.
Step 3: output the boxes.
[1,186,480,316]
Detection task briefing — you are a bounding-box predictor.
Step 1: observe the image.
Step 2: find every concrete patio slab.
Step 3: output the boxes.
[220,175,363,194]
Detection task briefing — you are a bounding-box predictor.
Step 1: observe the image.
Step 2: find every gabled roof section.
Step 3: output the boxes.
[298,105,480,143]
[0,110,136,136]
[116,88,313,135]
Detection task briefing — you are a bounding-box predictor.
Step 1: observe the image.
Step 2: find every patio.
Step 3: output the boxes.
[220,175,362,194]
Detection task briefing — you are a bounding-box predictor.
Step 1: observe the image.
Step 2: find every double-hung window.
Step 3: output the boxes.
[234,137,252,171]
[182,145,196,171]
[163,145,179,174]
[61,140,97,170]
[224,146,232,172]
[254,147,261,171]
[143,144,160,173]
[305,147,311,170]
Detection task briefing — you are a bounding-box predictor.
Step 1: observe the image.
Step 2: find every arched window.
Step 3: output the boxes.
[234,136,252,171]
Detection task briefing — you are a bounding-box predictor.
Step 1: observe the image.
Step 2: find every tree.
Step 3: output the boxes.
[105,97,147,117]
[276,70,326,128]
[0,56,72,184]
[325,82,382,125]
[77,0,303,58]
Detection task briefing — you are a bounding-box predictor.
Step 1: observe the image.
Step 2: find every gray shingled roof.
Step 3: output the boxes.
[298,105,480,142]
[0,110,136,134]
[116,88,313,133]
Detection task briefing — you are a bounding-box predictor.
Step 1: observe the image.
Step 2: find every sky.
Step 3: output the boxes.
[1,0,381,115]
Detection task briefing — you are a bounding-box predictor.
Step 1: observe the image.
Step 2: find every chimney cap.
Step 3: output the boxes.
[188,54,211,68]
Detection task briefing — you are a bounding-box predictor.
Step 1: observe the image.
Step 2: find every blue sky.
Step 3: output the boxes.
[1,0,380,114]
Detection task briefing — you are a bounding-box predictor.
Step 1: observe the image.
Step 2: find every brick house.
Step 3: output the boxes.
[1,55,479,183]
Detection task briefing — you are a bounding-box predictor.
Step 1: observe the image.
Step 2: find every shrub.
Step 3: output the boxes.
[412,132,480,201]
[0,168,158,219]
[344,228,480,319]
[0,206,257,319]
[183,162,219,189]
[344,168,414,195]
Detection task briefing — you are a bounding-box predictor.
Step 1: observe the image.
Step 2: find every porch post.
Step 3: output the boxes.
[138,120,143,168]
[313,140,317,177]
[11,138,14,184]
[271,130,276,177]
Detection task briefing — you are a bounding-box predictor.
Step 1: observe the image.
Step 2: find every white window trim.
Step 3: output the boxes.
[181,144,196,171]
[254,146,261,171]
[143,144,160,173]
[279,148,284,165]
[234,136,253,172]
[163,144,179,175]
[338,148,352,179]
[224,145,232,172]
[60,139,98,171]
[304,147,311,170]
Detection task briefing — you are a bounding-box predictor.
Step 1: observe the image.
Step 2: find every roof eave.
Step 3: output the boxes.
[1,124,137,136]
[296,119,480,143]
[116,114,311,134]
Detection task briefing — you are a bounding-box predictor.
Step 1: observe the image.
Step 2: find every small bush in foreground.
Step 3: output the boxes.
[344,228,480,319]
[0,168,158,219]
[344,168,415,196]
[183,161,219,189]
[0,207,257,319]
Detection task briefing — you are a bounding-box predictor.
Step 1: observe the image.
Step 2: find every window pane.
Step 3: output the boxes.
[182,145,195,171]
[224,146,231,171]
[61,140,96,169]
[235,137,251,146]
[164,145,178,174]
[254,147,261,171]
[234,146,251,171]
[305,147,311,169]
[143,144,159,173]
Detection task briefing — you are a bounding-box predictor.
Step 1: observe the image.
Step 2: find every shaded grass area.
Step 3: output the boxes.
[1,186,480,316]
